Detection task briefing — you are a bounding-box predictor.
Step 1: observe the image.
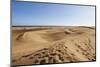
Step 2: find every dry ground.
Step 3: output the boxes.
[11,26,96,66]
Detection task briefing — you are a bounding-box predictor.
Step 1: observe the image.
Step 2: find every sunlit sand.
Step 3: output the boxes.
[12,26,96,66]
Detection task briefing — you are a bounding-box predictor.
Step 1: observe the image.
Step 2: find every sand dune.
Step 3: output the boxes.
[12,26,96,66]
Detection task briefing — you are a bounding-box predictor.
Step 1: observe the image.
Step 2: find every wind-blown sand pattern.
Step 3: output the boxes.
[12,26,96,66]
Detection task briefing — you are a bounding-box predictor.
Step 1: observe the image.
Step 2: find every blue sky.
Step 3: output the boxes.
[12,0,95,26]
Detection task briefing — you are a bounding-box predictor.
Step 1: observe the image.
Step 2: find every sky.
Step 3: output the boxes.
[12,0,95,26]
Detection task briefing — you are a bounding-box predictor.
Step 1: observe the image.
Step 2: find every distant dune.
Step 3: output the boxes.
[12,26,96,66]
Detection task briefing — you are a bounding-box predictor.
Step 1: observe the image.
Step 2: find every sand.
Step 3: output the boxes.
[11,26,96,66]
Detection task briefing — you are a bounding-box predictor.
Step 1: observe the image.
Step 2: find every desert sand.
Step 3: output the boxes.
[11,26,96,66]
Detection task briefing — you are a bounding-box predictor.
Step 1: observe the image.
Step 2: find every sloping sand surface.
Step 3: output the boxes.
[12,26,96,66]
